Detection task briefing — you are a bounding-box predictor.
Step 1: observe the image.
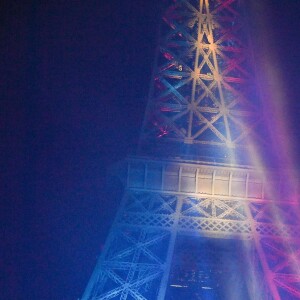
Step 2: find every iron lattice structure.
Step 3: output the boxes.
[82,0,300,299]
[139,0,266,161]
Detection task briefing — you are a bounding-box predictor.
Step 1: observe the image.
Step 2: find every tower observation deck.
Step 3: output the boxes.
[82,1,300,299]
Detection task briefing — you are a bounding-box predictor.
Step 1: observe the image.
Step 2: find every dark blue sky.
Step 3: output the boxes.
[2,1,300,299]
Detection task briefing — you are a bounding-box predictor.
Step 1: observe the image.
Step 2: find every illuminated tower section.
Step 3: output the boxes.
[82,1,300,299]
[139,0,264,162]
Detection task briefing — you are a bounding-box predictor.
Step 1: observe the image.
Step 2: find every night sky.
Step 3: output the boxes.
[2,1,300,299]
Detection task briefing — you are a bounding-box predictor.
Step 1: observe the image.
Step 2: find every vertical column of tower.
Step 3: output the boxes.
[139,0,265,163]
[246,177,300,299]
[81,159,184,300]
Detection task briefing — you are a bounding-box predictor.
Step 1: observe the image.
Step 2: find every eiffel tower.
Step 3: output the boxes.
[82,1,300,299]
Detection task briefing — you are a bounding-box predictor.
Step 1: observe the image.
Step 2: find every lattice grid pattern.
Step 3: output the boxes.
[141,0,265,152]
[83,186,300,299]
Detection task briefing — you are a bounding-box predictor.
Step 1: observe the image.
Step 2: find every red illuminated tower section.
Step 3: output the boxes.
[82,1,300,299]
[139,0,264,163]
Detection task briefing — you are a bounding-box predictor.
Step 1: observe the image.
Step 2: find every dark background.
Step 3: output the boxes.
[2,1,300,299]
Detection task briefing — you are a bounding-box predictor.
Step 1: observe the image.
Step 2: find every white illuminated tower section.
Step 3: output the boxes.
[82,1,300,299]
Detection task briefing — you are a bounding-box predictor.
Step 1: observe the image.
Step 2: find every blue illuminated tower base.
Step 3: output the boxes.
[82,157,300,299]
